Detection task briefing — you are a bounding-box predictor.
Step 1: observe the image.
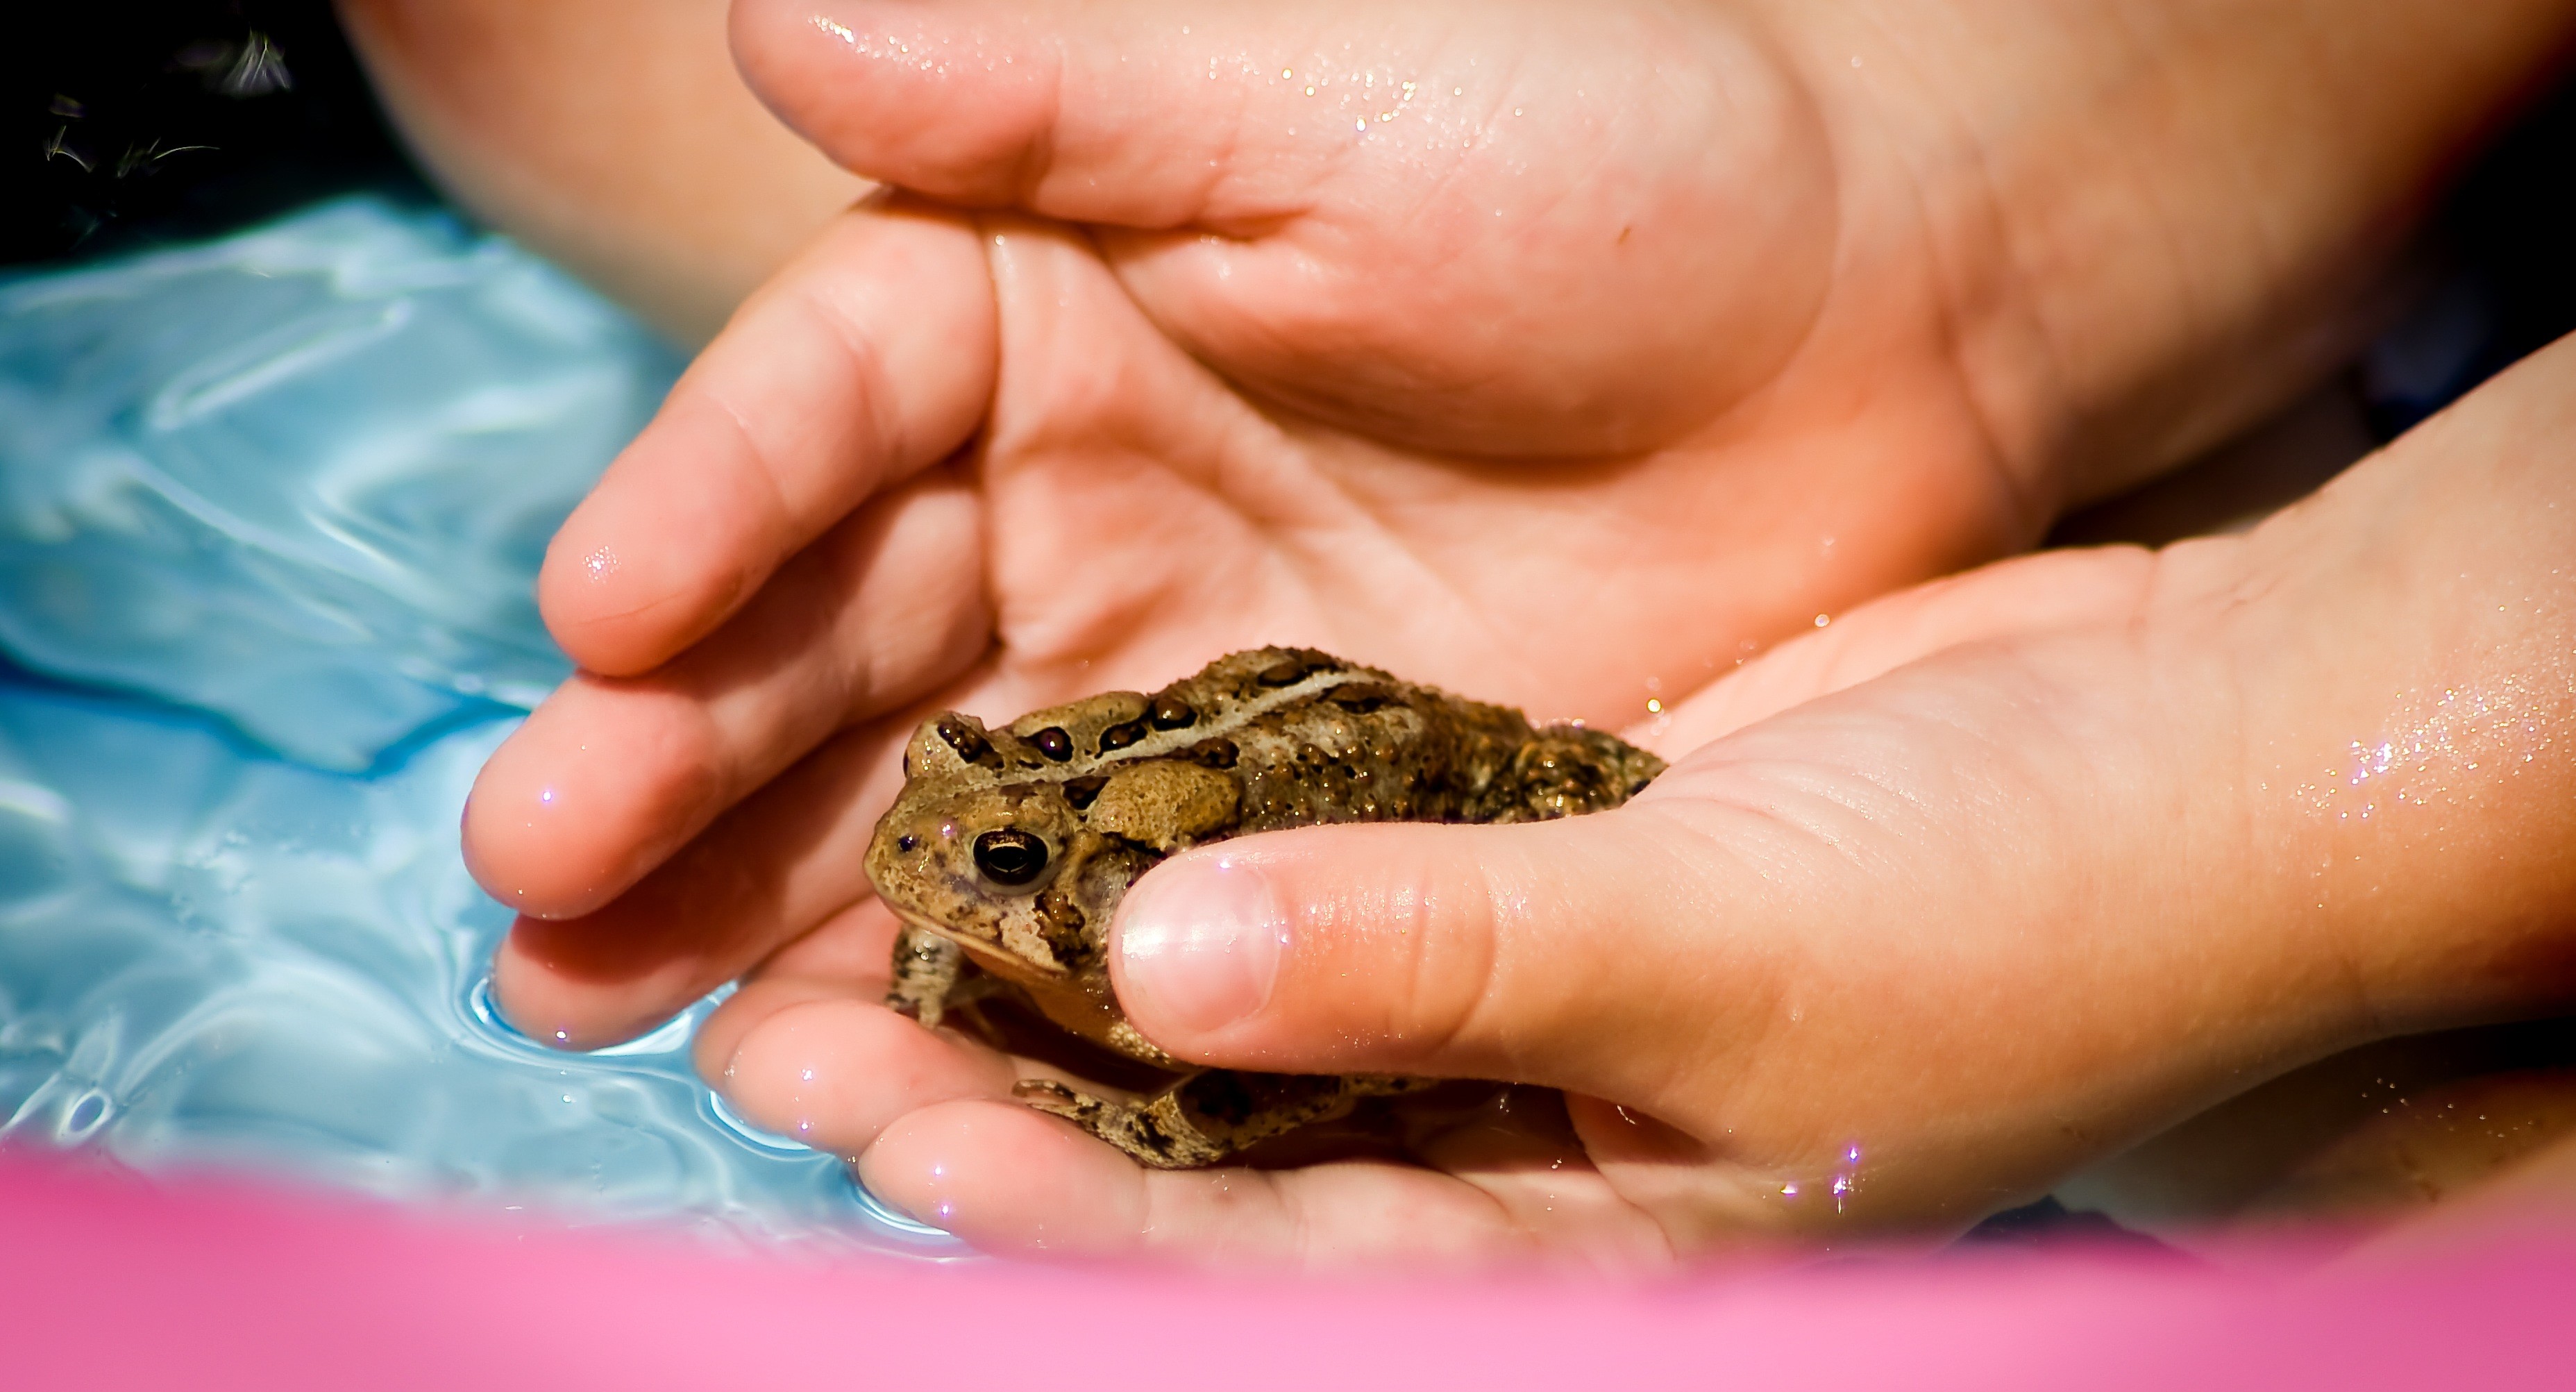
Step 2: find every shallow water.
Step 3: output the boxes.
[0,196,675,771]
[0,199,953,1253]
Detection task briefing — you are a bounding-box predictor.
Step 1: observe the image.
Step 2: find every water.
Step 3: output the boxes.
[0,196,680,772]
[0,199,954,1253]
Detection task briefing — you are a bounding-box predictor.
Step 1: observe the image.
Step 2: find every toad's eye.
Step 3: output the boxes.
[895,835,920,853]
[972,829,1048,887]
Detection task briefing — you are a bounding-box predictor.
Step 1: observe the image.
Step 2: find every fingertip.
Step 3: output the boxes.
[460,684,714,919]
[1109,850,1288,1047]
[1114,819,1662,1088]
[859,1100,1150,1257]
[534,544,698,682]
[691,975,840,1084]
[732,0,1056,203]
[709,996,1016,1154]
[536,405,766,677]
[1114,825,1477,1071]
[486,719,907,1061]
[460,717,603,919]
[489,918,704,1051]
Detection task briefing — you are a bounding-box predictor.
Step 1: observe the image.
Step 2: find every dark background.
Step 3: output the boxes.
[2,0,425,267]
[2407,74,2576,432]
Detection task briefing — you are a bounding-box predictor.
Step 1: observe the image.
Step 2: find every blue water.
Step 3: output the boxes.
[0,199,956,1254]
[0,197,673,771]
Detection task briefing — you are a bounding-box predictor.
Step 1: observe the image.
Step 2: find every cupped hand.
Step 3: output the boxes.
[705,337,2576,1266]
[462,0,2566,1052]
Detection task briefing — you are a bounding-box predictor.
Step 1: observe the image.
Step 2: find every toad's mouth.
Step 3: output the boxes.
[882,900,1076,990]
[878,897,984,947]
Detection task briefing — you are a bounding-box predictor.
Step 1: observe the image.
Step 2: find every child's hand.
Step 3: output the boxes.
[702,333,2576,1264]
[460,0,2570,1055]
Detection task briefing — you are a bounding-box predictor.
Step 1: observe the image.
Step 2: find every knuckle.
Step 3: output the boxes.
[1361,832,1504,1064]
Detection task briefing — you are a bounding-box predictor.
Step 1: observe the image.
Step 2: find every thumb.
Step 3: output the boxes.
[1106,548,2174,1099]
[1106,810,1774,1095]
[732,0,1495,228]
[732,0,1832,455]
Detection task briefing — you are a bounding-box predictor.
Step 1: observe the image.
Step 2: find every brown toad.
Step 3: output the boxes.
[863,647,1665,1168]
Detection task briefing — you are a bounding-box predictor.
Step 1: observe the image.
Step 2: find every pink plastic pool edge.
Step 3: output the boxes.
[6,1152,2568,1390]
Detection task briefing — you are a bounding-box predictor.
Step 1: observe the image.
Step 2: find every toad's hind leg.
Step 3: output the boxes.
[1013,1071,1432,1170]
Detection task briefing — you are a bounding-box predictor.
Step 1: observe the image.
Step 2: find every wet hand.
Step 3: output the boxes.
[462,0,2568,1051]
[705,338,2576,1264]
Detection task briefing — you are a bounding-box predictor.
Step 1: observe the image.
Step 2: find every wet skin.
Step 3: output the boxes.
[454,0,2576,1262]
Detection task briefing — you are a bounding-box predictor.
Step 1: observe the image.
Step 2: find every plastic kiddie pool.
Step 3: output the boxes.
[10,1153,2576,1390]
[3,199,2570,1389]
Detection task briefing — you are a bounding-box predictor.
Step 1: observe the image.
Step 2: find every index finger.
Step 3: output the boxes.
[540,194,996,676]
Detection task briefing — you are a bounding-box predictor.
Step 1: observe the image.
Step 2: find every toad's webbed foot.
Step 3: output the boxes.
[1013,1070,1433,1169]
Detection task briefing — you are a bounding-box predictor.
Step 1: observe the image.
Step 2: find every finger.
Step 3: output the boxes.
[735,0,1804,232]
[734,0,1830,455]
[855,1100,1586,1267]
[466,469,986,919]
[718,906,1674,1264]
[488,713,912,1048]
[540,195,994,676]
[693,899,1020,1153]
[715,1000,1020,1157]
[692,895,906,1075]
[734,0,1407,227]
[1088,551,2171,1143]
[1105,810,1767,1099]
[1643,544,2156,751]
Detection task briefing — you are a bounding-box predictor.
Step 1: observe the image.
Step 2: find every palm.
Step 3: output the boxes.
[959,206,2000,728]
[707,542,2198,1264]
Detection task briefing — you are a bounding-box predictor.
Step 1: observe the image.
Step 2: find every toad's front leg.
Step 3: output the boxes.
[886,923,967,1028]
